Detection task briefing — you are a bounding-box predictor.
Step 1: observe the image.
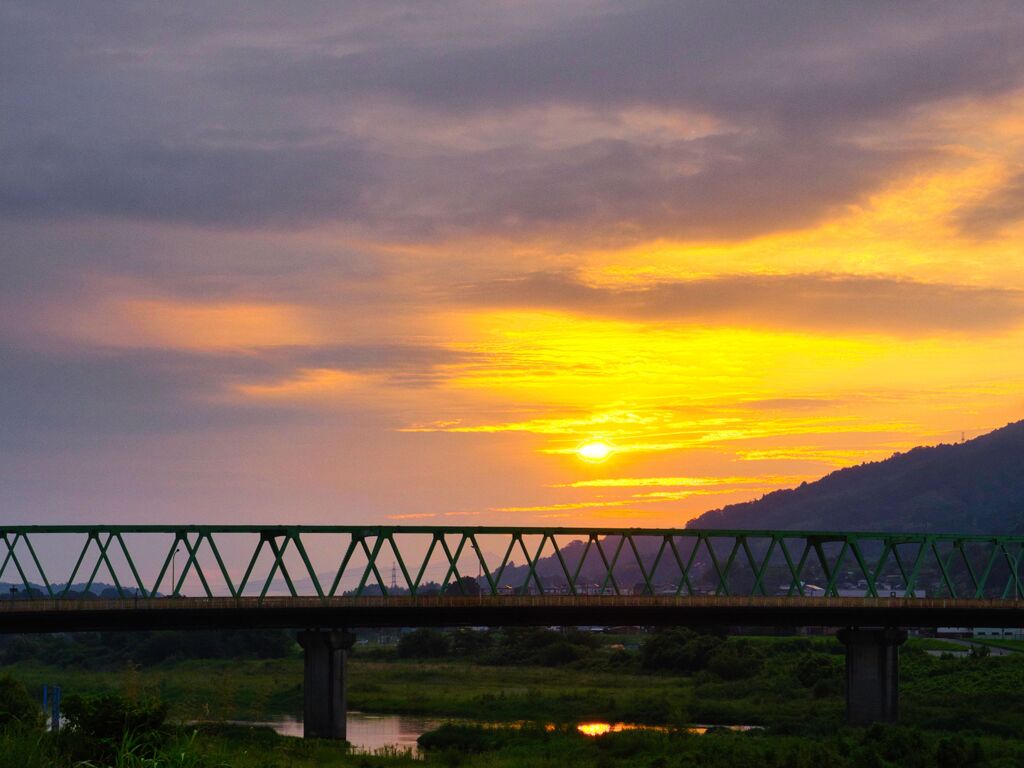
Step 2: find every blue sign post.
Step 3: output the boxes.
[42,684,61,732]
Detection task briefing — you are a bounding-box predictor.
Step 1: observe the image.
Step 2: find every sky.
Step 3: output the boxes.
[3,1,1024,529]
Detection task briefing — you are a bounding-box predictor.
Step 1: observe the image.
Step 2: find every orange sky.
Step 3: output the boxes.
[2,4,1024,526]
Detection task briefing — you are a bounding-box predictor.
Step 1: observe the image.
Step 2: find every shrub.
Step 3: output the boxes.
[417,724,514,753]
[450,629,492,656]
[480,627,592,666]
[936,734,984,768]
[794,652,840,688]
[540,640,584,666]
[640,629,723,673]
[397,629,451,658]
[706,641,763,680]
[61,692,168,763]
[0,675,43,730]
[811,678,842,699]
[861,725,930,768]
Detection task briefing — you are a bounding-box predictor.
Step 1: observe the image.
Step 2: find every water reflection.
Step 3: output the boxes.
[225,712,447,755]
[575,722,758,737]
[230,714,760,752]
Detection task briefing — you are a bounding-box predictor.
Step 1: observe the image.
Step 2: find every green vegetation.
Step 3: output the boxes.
[5,629,1024,766]
[0,673,44,730]
[5,658,300,722]
[61,692,170,764]
[415,724,1000,768]
[0,717,1013,768]
[0,630,295,670]
[907,637,968,653]
[1,630,1018,728]
[970,637,1024,653]
[391,627,606,667]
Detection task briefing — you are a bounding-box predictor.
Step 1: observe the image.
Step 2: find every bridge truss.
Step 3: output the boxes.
[1,525,1023,602]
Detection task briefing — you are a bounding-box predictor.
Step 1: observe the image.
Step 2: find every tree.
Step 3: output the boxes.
[706,640,763,680]
[397,629,451,658]
[640,628,723,673]
[442,576,482,596]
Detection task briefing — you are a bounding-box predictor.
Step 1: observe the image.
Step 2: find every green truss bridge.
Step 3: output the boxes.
[2,525,1023,734]
[2,525,1024,629]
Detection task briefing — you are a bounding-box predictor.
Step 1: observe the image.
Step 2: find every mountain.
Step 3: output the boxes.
[487,421,1024,593]
[688,420,1024,534]
[0,582,148,599]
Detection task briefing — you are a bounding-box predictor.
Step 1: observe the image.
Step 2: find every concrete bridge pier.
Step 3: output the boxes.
[837,627,907,725]
[297,629,356,740]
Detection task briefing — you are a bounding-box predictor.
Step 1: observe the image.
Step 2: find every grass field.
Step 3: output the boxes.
[0,635,991,727]
[906,637,970,652]
[5,657,700,724]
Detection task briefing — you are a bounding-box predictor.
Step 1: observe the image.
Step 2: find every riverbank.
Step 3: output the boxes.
[3,656,705,723]
[0,634,1003,729]
[5,636,1024,766]
[0,719,1012,768]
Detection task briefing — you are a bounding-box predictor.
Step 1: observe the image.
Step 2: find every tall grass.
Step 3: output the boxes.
[0,728,57,768]
[74,729,218,768]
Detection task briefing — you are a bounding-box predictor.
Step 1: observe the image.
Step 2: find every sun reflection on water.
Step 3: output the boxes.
[577,722,650,736]
[576,722,758,737]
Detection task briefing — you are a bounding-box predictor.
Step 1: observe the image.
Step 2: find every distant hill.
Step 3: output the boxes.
[0,582,147,599]
[689,420,1024,534]
[486,421,1024,592]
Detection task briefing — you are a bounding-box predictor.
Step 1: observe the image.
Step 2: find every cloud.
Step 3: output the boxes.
[5,3,1024,528]
[0,122,913,243]
[953,170,1024,238]
[0,140,372,228]
[2,3,1022,241]
[552,475,805,489]
[457,272,1024,334]
[742,398,844,411]
[0,342,472,449]
[228,3,1024,127]
[373,132,920,243]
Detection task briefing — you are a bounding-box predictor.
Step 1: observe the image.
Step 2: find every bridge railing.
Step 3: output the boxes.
[1,526,1022,602]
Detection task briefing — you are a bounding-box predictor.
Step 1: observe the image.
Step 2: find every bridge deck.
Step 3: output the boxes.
[3,595,1024,632]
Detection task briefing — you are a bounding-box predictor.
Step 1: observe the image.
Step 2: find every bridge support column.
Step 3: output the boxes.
[297,629,356,740]
[837,628,906,725]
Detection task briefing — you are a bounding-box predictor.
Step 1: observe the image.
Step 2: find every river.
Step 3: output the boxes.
[215,713,759,756]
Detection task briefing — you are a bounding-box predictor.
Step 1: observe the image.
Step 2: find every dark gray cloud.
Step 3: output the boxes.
[0,130,916,242]
[0,140,372,228]
[457,272,1024,334]
[953,170,1024,238]
[0,343,473,450]
[228,3,1024,126]
[2,2,1023,239]
[365,133,923,243]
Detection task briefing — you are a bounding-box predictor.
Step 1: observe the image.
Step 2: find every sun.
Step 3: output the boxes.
[577,440,614,463]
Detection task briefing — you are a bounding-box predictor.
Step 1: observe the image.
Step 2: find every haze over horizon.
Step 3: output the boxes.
[3,2,1024,527]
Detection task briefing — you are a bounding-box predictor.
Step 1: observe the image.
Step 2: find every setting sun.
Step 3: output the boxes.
[578,440,614,463]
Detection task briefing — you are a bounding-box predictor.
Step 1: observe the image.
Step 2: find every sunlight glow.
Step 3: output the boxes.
[577,440,614,463]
